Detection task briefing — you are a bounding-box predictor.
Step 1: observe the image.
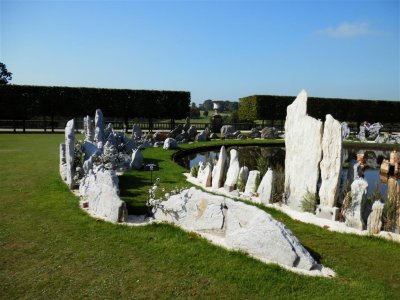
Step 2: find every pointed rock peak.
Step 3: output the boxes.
[288,90,308,117]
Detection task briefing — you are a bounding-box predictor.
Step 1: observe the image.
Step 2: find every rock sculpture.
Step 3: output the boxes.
[345,178,368,230]
[196,127,210,142]
[65,119,75,189]
[83,115,95,142]
[163,138,178,150]
[257,168,274,204]
[250,128,261,138]
[154,187,321,271]
[59,143,67,180]
[237,166,249,192]
[317,114,343,220]
[341,122,350,140]
[212,146,227,189]
[224,149,240,191]
[244,170,260,196]
[94,109,104,144]
[130,149,143,170]
[79,168,128,223]
[284,90,323,211]
[367,200,384,234]
[132,124,143,140]
[220,125,235,139]
[261,127,278,139]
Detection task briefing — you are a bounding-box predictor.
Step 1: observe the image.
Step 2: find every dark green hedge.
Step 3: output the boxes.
[239,94,400,123]
[0,85,190,120]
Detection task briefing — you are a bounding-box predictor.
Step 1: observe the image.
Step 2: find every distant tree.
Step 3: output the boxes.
[203,110,209,117]
[190,102,200,118]
[0,63,12,84]
[202,99,213,111]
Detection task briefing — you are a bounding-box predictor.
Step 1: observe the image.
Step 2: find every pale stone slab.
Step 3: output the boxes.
[94,109,104,144]
[80,168,128,223]
[65,119,75,189]
[59,143,66,180]
[132,124,143,140]
[367,200,384,234]
[130,149,143,170]
[163,138,178,150]
[319,114,343,207]
[154,187,319,271]
[345,178,368,230]
[315,205,339,221]
[257,168,274,204]
[237,166,249,192]
[83,115,94,142]
[284,90,323,211]
[224,149,240,191]
[212,146,227,189]
[200,162,213,187]
[244,170,260,196]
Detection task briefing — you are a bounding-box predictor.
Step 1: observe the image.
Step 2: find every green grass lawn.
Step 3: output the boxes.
[1,134,400,299]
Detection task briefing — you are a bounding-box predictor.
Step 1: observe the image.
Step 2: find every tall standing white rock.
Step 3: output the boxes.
[200,162,213,188]
[284,90,323,211]
[94,109,104,144]
[317,114,343,220]
[319,114,342,207]
[367,200,384,234]
[237,166,249,192]
[345,178,368,230]
[212,146,227,189]
[65,119,75,189]
[130,149,143,170]
[224,149,240,191]
[244,170,260,196]
[83,115,95,142]
[59,143,67,180]
[257,168,274,204]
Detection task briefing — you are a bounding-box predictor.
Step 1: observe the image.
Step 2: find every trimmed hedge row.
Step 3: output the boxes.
[239,94,400,123]
[0,85,190,121]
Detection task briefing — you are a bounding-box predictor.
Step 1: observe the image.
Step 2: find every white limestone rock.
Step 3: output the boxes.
[80,168,128,223]
[132,124,143,140]
[284,90,323,211]
[154,187,319,271]
[65,119,75,189]
[200,162,213,187]
[94,109,104,144]
[257,168,274,204]
[163,138,178,150]
[224,149,240,191]
[130,149,143,170]
[212,146,227,189]
[244,170,260,196]
[345,178,368,230]
[59,143,67,180]
[83,115,95,142]
[83,141,99,161]
[319,114,343,208]
[237,166,249,192]
[156,188,224,231]
[367,200,384,234]
[224,199,316,271]
[196,128,210,142]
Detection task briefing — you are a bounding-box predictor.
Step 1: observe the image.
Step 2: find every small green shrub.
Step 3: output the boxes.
[271,166,285,203]
[190,164,199,178]
[301,190,317,213]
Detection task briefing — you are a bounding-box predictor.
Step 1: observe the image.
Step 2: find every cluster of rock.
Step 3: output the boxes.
[284,90,399,234]
[220,125,280,140]
[163,117,212,149]
[284,90,342,220]
[154,187,327,273]
[60,109,152,223]
[192,146,275,205]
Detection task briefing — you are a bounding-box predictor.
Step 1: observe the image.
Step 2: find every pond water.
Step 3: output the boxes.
[176,146,399,198]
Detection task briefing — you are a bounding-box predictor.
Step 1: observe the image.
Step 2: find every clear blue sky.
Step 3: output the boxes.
[1,0,399,104]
